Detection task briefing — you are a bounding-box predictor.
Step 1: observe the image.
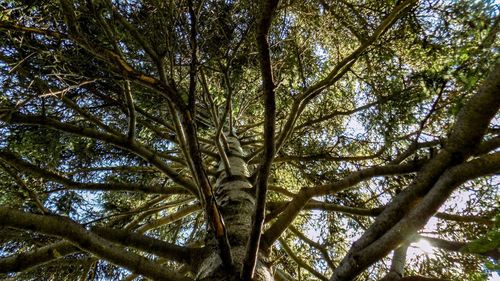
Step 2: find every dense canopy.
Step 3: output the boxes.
[0,0,499,280]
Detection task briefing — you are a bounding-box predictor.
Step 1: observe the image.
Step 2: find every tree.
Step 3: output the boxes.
[0,0,499,280]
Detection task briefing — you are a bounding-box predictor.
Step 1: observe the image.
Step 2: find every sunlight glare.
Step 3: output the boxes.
[414,239,434,255]
[407,238,436,259]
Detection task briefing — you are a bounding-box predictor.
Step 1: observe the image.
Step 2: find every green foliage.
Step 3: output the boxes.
[0,0,498,280]
[463,214,500,271]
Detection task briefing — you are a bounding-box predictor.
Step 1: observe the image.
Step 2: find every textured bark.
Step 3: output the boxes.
[0,208,191,281]
[379,244,408,281]
[196,137,273,281]
[0,241,78,273]
[330,61,500,280]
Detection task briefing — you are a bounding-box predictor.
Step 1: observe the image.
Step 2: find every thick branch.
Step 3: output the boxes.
[268,201,494,226]
[262,160,424,248]
[0,241,79,274]
[93,227,203,264]
[241,0,279,279]
[332,152,500,280]
[0,207,192,281]
[331,62,500,281]
[179,109,234,269]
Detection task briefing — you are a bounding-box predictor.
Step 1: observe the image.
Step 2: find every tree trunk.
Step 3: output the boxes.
[195,137,273,281]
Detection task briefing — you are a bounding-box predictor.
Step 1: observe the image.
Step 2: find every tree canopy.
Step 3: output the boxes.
[0,0,499,280]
